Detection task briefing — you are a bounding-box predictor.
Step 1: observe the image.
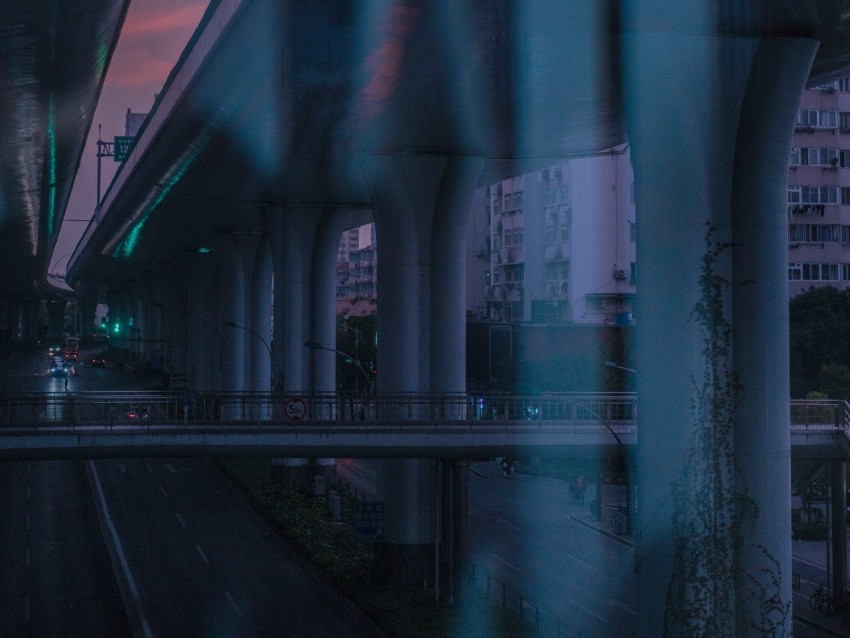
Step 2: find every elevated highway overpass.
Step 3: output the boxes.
[45,1,850,633]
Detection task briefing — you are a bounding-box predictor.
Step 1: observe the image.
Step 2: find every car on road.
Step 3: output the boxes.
[126,406,149,421]
[50,361,68,376]
[90,355,106,367]
[64,350,78,362]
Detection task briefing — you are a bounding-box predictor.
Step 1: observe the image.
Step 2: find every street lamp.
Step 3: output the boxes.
[304,340,374,392]
[604,361,637,374]
[223,321,273,388]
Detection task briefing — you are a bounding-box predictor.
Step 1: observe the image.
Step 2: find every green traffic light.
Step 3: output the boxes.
[113,323,120,333]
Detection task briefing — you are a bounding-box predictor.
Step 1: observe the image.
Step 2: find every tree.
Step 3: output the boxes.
[789,285,850,397]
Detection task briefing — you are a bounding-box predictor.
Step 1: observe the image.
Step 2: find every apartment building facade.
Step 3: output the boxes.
[788,77,850,296]
[467,146,636,325]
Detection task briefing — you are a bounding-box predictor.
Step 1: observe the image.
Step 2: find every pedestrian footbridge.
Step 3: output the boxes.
[0,392,846,461]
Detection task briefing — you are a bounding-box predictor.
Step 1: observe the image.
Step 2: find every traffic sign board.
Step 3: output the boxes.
[114,136,135,162]
[284,397,307,421]
[355,501,385,541]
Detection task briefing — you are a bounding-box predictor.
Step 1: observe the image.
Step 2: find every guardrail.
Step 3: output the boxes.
[0,391,845,432]
[467,564,583,638]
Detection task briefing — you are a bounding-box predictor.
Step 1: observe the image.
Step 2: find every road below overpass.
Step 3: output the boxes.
[0,344,380,636]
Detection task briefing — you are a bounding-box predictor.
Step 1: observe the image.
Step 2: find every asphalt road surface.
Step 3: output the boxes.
[0,343,381,637]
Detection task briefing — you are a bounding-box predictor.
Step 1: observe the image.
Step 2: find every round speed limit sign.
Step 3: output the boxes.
[284,397,307,421]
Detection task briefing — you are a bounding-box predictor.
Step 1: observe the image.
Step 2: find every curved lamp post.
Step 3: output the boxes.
[223,321,272,388]
[304,340,374,392]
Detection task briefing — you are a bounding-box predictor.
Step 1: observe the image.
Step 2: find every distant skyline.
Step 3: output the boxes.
[49,0,207,283]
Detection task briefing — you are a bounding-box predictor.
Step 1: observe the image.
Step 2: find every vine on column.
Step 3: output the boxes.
[663,223,787,636]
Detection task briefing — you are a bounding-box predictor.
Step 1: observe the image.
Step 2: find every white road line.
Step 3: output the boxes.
[159,485,168,497]
[196,545,209,564]
[87,461,154,638]
[490,553,520,572]
[175,513,186,528]
[569,598,610,624]
[494,516,522,532]
[225,591,244,617]
[557,548,595,571]
[608,598,638,617]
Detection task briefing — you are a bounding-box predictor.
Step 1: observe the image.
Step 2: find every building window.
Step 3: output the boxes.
[800,147,838,166]
[560,226,570,242]
[630,222,636,243]
[544,189,556,206]
[844,264,850,280]
[841,150,850,168]
[843,226,850,244]
[630,262,637,284]
[798,109,839,128]
[559,187,569,203]
[514,229,523,246]
[842,112,850,131]
[840,77,850,92]
[545,227,556,244]
[788,186,801,204]
[492,234,501,251]
[545,263,558,282]
[790,147,801,166]
[504,229,513,247]
[799,185,838,204]
[789,263,802,280]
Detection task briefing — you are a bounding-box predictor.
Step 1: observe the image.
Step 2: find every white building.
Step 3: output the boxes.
[469,145,636,324]
[787,77,850,296]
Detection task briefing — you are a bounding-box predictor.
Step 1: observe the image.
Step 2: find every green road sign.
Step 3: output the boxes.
[114,136,134,162]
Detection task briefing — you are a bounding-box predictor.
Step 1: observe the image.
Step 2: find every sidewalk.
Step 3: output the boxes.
[570,510,850,636]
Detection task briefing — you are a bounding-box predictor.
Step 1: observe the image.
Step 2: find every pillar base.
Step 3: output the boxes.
[270,458,311,485]
[373,542,435,588]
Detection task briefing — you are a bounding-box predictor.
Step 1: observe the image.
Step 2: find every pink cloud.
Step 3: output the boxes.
[104,1,207,90]
[121,4,207,40]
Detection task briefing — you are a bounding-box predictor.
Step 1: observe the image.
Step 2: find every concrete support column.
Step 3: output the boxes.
[624,18,816,634]
[186,260,216,390]
[731,39,818,633]
[308,207,372,477]
[830,461,848,606]
[217,244,247,393]
[363,155,481,589]
[266,207,321,483]
[246,238,272,392]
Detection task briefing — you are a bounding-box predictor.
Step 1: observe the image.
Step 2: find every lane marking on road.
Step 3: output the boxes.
[159,485,168,498]
[490,553,520,572]
[569,598,610,625]
[196,544,209,564]
[87,460,154,638]
[608,598,638,617]
[557,548,595,572]
[225,591,244,617]
[494,516,522,532]
[175,513,186,528]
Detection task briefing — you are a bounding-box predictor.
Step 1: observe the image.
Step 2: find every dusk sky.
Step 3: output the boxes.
[50,0,208,279]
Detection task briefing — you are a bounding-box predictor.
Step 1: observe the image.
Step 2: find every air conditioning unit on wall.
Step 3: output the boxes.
[614,269,626,280]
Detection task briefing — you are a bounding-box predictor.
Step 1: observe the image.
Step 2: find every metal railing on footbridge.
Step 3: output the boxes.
[0,391,638,429]
[0,391,844,432]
